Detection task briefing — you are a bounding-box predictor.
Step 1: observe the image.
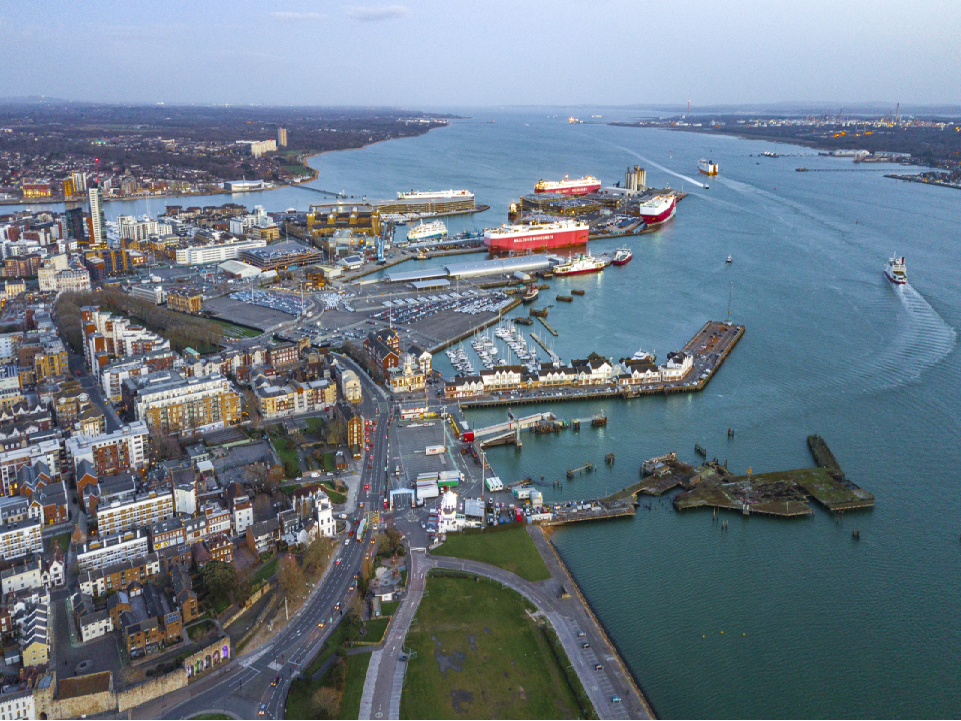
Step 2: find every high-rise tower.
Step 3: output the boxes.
[277,127,288,147]
[87,184,106,246]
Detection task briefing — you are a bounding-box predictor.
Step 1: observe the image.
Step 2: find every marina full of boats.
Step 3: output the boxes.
[445,319,546,375]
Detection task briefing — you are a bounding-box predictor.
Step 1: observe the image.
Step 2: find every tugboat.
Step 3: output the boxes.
[612,248,633,266]
[884,255,907,285]
[522,283,539,303]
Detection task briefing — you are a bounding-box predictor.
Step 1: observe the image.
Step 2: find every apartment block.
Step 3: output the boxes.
[77,529,150,572]
[95,490,174,537]
[0,518,42,560]
[65,421,148,478]
[132,373,242,435]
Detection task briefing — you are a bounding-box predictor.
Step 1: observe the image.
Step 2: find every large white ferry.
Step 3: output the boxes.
[396,189,474,201]
[884,255,907,285]
[406,220,447,242]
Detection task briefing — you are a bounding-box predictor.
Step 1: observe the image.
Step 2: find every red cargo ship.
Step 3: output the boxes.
[484,219,589,252]
[534,174,601,196]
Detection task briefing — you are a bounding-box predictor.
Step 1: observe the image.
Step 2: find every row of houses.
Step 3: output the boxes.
[443,352,694,398]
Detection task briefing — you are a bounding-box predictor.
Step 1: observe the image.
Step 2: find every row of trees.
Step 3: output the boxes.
[55,289,224,354]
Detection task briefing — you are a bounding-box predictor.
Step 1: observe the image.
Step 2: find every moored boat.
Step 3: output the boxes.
[553,253,611,276]
[884,255,907,285]
[637,195,677,227]
[484,219,589,252]
[612,248,633,266]
[522,283,539,303]
[406,220,448,242]
[534,174,601,196]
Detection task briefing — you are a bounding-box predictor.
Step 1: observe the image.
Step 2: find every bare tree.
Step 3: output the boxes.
[278,554,306,602]
[311,685,342,717]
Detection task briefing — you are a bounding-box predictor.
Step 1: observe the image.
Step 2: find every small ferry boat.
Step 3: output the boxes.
[884,255,907,285]
[553,253,611,276]
[698,159,719,176]
[631,349,655,363]
[612,248,633,266]
[522,283,539,303]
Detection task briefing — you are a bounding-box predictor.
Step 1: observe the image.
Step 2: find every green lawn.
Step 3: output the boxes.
[251,555,279,588]
[209,317,261,338]
[400,573,585,719]
[340,652,372,718]
[432,524,552,582]
[186,619,215,642]
[285,618,372,720]
[322,482,347,504]
[189,714,232,720]
[49,532,71,553]
[306,417,326,435]
[361,617,389,644]
[380,600,400,616]
[272,438,302,479]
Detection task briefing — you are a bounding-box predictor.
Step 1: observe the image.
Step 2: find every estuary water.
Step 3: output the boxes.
[98,110,960,717]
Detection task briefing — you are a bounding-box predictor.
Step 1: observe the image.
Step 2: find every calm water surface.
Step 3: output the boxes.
[76,111,961,717]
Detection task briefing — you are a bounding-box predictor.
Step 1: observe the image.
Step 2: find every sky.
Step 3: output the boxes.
[2,0,960,108]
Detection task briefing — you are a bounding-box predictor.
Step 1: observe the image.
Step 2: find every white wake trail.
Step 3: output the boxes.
[855,283,957,391]
[598,140,708,189]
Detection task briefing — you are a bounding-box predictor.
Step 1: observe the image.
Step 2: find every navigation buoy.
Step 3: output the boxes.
[720,631,724,634]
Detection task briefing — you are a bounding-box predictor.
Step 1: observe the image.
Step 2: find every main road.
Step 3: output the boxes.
[131,356,391,720]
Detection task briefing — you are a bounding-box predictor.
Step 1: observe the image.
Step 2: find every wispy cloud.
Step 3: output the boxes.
[270,11,327,23]
[343,5,410,22]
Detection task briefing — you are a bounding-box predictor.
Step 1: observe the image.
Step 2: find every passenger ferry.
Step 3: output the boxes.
[406,220,447,242]
[884,255,907,285]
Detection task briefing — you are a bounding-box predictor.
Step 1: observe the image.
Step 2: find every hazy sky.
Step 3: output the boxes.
[3,0,960,107]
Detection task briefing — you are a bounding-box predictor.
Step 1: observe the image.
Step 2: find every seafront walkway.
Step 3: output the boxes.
[358,537,653,720]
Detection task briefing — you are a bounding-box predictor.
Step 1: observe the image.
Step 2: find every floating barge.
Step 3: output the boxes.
[570,289,586,296]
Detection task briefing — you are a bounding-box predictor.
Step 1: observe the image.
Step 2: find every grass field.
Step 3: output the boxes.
[186,619,216,642]
[322,481,347,504]
[272,438,302,478]
[251,555,279,589]
[189,714,232,720]
[209,317,261,338]
[400,573,584,719]
[432,524,552,582]
[340,652,372,718]
[49,532,71,553]
[285,619,371,720]
[361,617,390,644]
[305,417,325,435]
[380,600,400,616]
